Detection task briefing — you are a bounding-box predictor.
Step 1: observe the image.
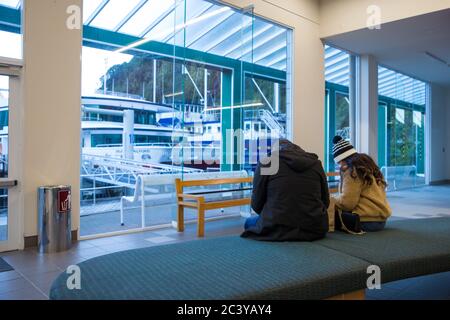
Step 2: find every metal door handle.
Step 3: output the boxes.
[0,180,18,188]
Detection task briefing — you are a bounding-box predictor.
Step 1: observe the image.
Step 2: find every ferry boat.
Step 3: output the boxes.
[81,93,286,170]
[1,92,286,173]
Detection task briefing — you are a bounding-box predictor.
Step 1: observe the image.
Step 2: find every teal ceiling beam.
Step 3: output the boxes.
[83,26,287,82]
[0,6,287,82]
[0,5,20,34]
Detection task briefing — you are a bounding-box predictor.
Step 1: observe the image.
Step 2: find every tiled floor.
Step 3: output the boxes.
[80,203,247,236]
[0,185,449,300]
[0,218,244,300]
[388,185,450,219]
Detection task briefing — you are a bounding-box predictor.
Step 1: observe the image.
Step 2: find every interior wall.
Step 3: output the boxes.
[319,0,450,38]
[22,0,82,239]
[429,83,449,183]
[222,0,326,161]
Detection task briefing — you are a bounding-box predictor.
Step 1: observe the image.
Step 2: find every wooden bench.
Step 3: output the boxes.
[175,177,253,237]
[327,172,340,194]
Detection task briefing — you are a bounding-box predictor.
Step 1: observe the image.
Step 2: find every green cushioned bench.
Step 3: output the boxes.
[319,217,450,284]
[50,218,450,300]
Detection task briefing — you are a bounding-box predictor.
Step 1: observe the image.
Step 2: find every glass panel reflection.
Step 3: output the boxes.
[80,0,292,236]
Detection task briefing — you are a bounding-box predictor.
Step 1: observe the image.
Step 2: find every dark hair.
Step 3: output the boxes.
[343,153,387,188]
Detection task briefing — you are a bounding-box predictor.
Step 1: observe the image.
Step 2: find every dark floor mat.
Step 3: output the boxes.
[0,257,13,273]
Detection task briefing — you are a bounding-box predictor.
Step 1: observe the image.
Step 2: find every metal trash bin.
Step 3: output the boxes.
[38,186,72,253]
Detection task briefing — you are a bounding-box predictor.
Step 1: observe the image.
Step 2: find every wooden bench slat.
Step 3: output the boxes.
[176,177,253,188]
[178,201,201,208]
[177,193,205,200]
[176,177,252,237]
[204,198,251,210]
[327,172,340,177]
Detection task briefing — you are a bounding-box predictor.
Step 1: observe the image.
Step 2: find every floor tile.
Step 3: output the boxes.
[99,240,152,253]
[0,286,47,300]
[145,236,177,244]
[44,252,86,270]
[0,277,32,295]
[75,246,108,259]
[152,229,178,236]
[1,254,61,276]
[25,270,63,298]
[0,270,22,283]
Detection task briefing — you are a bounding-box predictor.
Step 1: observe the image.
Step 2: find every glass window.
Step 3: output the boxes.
[80,0,292,237]
[0,0,20,9]
[0,0,22,59]
[378,66,427,190]
[83,0,104,24]
[119,0,175,36]
[324,45,353,172]
[89,0,142,31]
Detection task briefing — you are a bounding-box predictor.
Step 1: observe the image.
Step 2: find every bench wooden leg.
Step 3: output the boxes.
[177,205,185,232]
[326,290,366,300]
[197,206,205,238]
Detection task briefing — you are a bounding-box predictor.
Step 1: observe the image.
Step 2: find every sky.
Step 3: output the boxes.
[81,47,132,95]
[0,31,21,60]
[0,31,132,95]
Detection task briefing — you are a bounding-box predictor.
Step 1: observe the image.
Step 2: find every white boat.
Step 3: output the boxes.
[81,93,286,170]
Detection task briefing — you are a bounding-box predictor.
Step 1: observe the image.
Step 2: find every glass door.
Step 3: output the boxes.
[0,72,20,252]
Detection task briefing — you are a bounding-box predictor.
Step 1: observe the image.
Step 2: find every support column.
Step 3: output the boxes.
[221,70,233,171]
[123,110,135,160]
[349,55,357,146]
[204,68,208,110]
[274,82,280,113]
[357,55,378,162]
[153,59,157,103]
[22,0,82,241]
[221,68,243,172]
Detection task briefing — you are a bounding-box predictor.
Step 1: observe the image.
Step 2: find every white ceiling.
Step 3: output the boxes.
[323,8,450,88]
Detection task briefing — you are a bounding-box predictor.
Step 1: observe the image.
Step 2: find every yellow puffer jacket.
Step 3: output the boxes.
[332,168,392,222]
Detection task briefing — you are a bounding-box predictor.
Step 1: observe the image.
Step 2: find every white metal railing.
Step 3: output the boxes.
[259,109,285,134]
[381,165,419,191]
[336,127,351,140]
[95,90,145,101]
[80,154,203,213]
[94,142,174,149]
[120,170,251,227]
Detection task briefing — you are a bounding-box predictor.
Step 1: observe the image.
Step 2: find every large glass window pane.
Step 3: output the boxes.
[80,0,292,237]
[118,0,175,36]
[324,45,354,172]
[0,0,22,59]
[378,66,427,191]
[0,0,20,9]
[0,1,20,244]
[89,0,142,31]
[83,0,104,24]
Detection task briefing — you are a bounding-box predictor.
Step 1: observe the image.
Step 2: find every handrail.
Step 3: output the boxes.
[0,180,17,188]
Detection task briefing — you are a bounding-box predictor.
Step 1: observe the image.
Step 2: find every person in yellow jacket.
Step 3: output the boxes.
[331,136,392,232]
